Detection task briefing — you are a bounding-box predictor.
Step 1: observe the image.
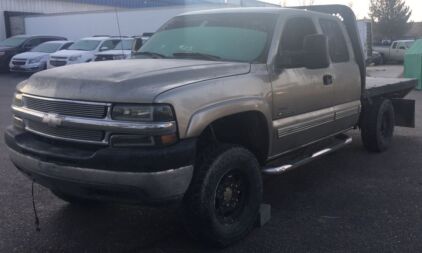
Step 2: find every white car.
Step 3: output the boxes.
[9,40,73,73]
[94,38,134,61]
[47,37,121,68]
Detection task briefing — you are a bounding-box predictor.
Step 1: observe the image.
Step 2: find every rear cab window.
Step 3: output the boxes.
[319,19,350,63]
[392,42,398,49]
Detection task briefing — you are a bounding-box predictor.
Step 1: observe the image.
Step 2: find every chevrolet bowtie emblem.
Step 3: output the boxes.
[42,113,63,127]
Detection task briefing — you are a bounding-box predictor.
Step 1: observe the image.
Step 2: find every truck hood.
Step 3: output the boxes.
[18,59,251,103]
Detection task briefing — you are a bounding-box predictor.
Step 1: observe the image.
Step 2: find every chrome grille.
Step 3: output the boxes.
[12,60,26,66]
[49,60,67,67]
[23,95,108,119]
[51,56,67,60]
[26,120,105,143]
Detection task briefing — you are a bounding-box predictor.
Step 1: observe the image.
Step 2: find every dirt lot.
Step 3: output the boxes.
[1,68,422,252]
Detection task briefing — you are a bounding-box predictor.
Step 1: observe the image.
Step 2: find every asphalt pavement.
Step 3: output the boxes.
[1,70,422,252]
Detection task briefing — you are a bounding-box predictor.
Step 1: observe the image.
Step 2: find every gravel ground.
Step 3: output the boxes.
[1,68,422,252]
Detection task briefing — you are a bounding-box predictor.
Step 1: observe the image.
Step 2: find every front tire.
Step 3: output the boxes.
[361,99,395,152]
[183,144,262,247]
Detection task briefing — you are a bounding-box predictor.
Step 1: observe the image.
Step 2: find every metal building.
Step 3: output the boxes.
[0,0,276,41]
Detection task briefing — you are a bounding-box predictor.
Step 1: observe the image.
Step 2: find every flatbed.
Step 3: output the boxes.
[366,77,416,98]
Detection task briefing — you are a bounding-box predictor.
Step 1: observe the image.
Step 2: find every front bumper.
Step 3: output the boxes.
[5,127,196,204]
[9,63,44,73]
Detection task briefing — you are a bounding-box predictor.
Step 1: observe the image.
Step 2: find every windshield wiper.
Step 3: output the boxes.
[173,52,221,61]
[133,51,166,59]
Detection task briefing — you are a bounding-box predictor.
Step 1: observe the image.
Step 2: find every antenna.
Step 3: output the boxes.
[114,7,124,55]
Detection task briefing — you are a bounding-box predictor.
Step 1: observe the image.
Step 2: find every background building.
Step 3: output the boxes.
[0,0,277,41]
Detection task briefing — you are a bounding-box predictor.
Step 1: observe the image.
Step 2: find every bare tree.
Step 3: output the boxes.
[300,0,315,5]
[369,0,412,40]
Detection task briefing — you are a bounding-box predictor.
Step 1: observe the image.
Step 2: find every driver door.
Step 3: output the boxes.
[270,16,335,156]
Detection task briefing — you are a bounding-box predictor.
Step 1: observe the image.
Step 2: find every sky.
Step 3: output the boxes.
[262,0,422,22]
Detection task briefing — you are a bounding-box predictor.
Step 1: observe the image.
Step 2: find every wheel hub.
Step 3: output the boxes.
[215,170,247,224]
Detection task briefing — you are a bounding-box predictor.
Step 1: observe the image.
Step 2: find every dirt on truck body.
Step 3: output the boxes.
[5,5,416,247]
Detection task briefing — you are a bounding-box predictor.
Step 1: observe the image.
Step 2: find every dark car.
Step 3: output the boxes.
[0,35,67,72]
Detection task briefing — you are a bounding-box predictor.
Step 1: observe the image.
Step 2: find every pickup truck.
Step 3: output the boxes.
[5,5,417,247]
[373,40,414,64]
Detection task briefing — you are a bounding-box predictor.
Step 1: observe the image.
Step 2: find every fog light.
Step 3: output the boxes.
[160,134,178,145]
[110,135,154,147]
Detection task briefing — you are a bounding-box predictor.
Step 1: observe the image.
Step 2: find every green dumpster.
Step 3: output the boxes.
[404,39,422,90]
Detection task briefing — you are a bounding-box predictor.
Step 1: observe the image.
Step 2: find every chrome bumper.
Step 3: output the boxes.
[9,147,193,202]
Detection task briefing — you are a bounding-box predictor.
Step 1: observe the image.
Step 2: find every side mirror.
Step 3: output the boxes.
[303,34,330,69]
[399,46,406,50]
[132,37,143,53]
[100,46,110,51]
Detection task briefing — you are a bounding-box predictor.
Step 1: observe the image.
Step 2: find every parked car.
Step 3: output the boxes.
[5,6,417,247]
[94,38,134,61]
[9,40,73,73]
[373,40,414,63]
[47,36,121,68]
[131,33,154,52]
[366,50,383,66]
[0,35,66,72]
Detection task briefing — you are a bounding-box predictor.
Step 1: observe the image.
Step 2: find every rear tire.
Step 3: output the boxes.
[361,99,395,152]
[183,144,262,247]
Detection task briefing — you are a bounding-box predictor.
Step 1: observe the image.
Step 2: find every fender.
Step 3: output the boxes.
[185,96,273,142]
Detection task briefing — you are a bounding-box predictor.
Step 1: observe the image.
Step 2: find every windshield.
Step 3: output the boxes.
[0,37,27,47]
[68,39,100,51]
[136,13,277,63]
[113,39,134,50]
[31,42,62,53]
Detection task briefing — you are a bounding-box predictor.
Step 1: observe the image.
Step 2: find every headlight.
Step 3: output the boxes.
[113,55,126,60]
[69,55,82,61]
[12,92,23,107]
[29,56,43,64]
[111,104,174,122]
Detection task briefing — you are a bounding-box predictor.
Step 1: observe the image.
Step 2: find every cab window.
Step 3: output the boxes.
[319,19,349,63]
[279,17,317,68]
[392,42,398,49]
[100,40,120,51]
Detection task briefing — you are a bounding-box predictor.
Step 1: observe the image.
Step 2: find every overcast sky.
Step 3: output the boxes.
[262,0,422,22]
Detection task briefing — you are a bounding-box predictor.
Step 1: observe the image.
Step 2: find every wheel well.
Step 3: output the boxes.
[197,111,269,164]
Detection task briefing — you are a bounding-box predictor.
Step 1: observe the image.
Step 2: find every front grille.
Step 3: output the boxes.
[12,60,26,66]
[50,60,67,67]
[23,95,108,119]
[51,56,67,60]
[95,55,114,61]
[26,120,105,143]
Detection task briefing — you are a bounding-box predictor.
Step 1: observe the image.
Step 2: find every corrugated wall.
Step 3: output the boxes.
[0,0,116,14]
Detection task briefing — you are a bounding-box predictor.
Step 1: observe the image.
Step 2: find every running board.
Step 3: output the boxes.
[262,134,352,175]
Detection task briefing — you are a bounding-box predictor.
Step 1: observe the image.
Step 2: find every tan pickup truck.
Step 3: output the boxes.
[5,5,416,246]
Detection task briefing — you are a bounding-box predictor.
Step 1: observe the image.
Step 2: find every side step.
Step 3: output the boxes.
[262,134,352,175]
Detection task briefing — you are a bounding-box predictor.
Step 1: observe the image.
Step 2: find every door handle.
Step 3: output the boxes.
[323,75,333,85]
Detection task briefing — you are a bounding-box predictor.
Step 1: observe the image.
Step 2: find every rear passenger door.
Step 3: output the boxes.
[270,16,335,155]
[319,18,361,132]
